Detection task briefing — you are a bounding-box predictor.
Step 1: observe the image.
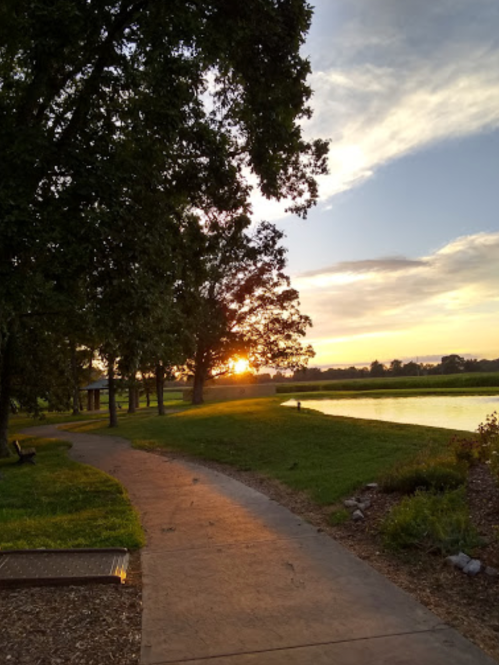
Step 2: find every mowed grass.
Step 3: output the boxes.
[71,397,465,505]
[277,371,499,394]
[282,387,499,400]
[0,436,144,550]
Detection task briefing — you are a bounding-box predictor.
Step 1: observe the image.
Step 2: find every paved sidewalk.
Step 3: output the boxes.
[26,424,497,665]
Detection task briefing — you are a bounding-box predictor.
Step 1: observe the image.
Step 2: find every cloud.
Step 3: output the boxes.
[293,232,499,361]
[301,258,427,277]
[252,0,499,219]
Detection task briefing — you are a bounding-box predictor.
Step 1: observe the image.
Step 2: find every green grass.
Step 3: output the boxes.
[277,372,499,394]
[381,489,481,554]
[0,437,144,550]
[281,387,499,400]
[67,396,465,505]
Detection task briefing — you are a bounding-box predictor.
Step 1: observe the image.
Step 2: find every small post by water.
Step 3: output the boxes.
[297,401,301,412]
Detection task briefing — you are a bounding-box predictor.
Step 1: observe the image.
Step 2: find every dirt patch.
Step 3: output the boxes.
[155,450,499,663]
[0,551,142,665]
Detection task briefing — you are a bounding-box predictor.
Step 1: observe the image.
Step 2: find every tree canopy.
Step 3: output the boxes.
[183,218,314,403]
[0,1,328,453]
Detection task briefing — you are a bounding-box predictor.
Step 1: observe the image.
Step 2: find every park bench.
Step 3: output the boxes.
[13,440,36,464]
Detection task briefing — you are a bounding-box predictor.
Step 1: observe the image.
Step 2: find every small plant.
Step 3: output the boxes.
[381,489,481,555]
[450,411,499,478]
[328,508,350,526]
[477,411,499,478]
[381,456,466,495]
[450,435,482,465]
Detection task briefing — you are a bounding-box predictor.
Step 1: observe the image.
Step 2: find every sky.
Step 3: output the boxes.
[252,0,499,368]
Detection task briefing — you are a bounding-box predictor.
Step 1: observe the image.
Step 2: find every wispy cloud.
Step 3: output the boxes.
[252,0,499,219]
[294,232,499,362]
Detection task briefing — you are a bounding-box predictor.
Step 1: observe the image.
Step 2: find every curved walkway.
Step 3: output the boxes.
[25,424,496,665]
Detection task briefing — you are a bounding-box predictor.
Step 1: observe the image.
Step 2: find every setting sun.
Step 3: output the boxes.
[231,358,250,374]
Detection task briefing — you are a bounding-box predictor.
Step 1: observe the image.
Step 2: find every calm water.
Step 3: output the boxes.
[283,395,499,432]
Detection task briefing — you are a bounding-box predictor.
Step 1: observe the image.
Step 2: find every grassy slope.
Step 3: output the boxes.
[1,434,144,550]
[70,397,465,505]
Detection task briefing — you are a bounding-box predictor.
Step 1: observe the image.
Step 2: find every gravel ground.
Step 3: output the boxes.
[0,553,142,665]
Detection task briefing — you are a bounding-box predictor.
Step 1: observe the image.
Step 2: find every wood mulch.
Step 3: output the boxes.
[156,451,499,664]
[0,552,142,665]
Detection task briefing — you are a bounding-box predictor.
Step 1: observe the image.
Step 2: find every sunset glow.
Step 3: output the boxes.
[231,358,251,374]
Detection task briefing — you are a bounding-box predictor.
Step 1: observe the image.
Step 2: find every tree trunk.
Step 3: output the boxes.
[142,372,150,408]
[70,341,80,415]
[156,364,165,415]
[135,388,140,409]
[0,333,13,457]
[108,356,118,428]
[127,372,137,413]
[128,387,135,413]
[192,369,205,405]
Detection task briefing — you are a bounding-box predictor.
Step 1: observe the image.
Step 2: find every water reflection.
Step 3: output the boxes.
[283,395,499,432]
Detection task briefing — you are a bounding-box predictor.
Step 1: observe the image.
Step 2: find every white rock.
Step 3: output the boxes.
[485,566,498,577]
[352,509,365,521]
[463,559,482,576]
[446,552,471,570]
[358,500,371,511]
[343,499,359,508]
[366,483,378,490]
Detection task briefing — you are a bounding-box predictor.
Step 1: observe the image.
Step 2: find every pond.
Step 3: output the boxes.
[282,395,499,432]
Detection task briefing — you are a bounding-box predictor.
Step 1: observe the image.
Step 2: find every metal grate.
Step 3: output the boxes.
[0,548,129,588]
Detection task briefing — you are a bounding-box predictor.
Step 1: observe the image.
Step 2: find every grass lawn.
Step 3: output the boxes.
[281,387,499,400]
[66,396,466,505]
[277,371,499,394]
[0,436,144,550]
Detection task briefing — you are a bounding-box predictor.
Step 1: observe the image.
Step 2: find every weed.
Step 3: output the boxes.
[381,489,481,555]
[381,455,466,494]
[328,508,350,526]
[450,411,499,478]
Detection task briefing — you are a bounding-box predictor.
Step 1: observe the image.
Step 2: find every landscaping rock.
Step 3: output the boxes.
[446,552,471,570]
[358,500,371,511]
[343,499,359,508]
[352,509,364,521]
[485,566,499,577]
[365,483,378,490]
[463,559,482,576]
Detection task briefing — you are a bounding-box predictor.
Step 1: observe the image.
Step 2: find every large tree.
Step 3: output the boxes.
[0,1,328,452]
[183,218,314,404]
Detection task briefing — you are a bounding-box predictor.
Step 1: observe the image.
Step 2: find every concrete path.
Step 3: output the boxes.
[26,424,496,665]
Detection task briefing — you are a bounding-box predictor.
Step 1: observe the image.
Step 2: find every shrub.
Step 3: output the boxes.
[328,508,350,526]
[477,411,499,479]
[450,411,499,478]
[381,457,466,495]
[381,489,481,555]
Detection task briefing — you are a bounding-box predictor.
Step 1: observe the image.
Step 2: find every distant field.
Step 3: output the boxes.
[276,372,499,394]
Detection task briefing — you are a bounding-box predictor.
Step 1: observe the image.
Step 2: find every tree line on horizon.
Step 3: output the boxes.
[210,354,499,384]
[271,354,499,382]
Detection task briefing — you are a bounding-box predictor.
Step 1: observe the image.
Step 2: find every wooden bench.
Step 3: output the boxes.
[13,440,36,464]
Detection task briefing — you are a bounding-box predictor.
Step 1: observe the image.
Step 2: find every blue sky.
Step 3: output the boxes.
[252,0,499,367]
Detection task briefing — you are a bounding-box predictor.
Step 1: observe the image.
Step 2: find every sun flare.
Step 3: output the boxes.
[231,358,250,374]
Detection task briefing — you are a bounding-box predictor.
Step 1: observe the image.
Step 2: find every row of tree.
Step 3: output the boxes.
[0,1,328,456]
[285,355,499,382]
